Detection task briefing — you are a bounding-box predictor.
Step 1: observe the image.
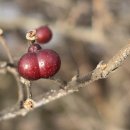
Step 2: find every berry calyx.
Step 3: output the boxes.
[36,26,52,44]
[28,44,42,53]
[18,46,61,80]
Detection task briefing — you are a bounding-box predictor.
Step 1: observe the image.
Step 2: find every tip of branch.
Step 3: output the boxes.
[0,29,3,35]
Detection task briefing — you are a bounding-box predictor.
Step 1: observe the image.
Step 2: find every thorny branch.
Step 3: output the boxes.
[0,41,130,121]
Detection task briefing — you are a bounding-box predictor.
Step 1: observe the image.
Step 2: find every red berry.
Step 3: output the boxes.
[36,26,52,44]
[18,53,41,80]
[37,49,61,78]
[18,47,61,80]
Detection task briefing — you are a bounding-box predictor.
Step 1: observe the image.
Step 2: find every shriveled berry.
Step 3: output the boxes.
[36,26,52,44]
[28,44,42,53]
[18,48,61,80]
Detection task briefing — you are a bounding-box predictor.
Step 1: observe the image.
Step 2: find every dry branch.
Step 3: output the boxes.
[0,42,130,121]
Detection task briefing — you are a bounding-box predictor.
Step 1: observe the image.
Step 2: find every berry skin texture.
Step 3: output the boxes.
[18,53,41,80]
[37,49,61,78]
[36,26,52,44]
[18,48,61,80]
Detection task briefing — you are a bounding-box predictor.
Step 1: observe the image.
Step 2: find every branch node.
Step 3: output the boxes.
[23,98,35,110]
[20,77,31,86]
[96,61,107,70]
[72,75,78,81]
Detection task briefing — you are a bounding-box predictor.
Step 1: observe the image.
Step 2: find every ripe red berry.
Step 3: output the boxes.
[18,52,41,80]
[18,46,61,80]
[36,26,52,44]
[37,49,61,78]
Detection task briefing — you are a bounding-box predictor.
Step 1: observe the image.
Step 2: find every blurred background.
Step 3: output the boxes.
[0,0,130,130]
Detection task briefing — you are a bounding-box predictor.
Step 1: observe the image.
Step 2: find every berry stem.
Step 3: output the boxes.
[0,35,14,64]
[27,84,32,99]
[24,80,32,99]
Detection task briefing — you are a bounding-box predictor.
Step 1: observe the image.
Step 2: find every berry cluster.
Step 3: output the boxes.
[18,26,61,80]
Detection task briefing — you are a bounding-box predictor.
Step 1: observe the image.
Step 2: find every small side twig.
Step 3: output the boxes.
[7,67,25,106]
[0,29,14,64]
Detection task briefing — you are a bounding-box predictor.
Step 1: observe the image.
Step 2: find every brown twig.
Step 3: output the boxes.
[0,33,14,64]
[0,62,25,107]
[7,67,25,105]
